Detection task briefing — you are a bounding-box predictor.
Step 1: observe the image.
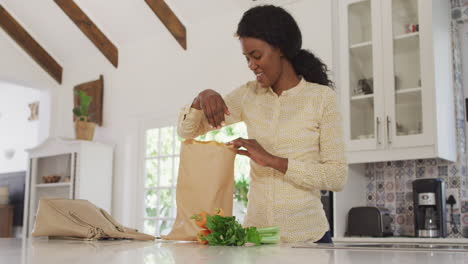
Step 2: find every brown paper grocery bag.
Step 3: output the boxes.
[161,139,236,241]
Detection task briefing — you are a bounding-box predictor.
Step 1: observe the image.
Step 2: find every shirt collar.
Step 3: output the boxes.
[280,77,306,96]
[256,77,306,97]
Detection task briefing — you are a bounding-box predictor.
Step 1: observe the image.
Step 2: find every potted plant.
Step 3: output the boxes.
[73,90,96,141]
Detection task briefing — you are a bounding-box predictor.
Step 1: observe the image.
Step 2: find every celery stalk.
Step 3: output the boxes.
[257,226,280,244]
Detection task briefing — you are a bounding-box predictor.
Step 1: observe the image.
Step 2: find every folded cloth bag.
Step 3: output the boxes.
[162,139,236,241]
[32,198,155,241]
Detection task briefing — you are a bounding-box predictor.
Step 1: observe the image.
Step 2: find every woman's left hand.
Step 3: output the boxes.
[227,138,274,167]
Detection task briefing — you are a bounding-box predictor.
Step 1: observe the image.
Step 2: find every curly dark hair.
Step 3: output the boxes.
[236,5,333,87]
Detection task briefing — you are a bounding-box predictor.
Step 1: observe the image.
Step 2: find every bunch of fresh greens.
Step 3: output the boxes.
[203,214,280,246]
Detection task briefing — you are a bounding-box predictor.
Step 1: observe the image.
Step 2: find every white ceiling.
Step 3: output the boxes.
[0,0,307,68]
[0,0,249,68]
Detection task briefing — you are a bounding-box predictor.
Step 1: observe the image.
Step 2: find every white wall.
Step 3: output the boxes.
[0,82,41,173]
[0,0,333,226]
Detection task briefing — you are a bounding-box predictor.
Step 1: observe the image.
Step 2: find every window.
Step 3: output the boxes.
[142,123,249,237]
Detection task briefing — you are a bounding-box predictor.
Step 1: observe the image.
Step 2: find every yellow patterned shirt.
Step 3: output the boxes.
[177,78,348,242]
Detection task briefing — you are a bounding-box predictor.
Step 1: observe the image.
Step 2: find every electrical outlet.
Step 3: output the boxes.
[446,188,459,207]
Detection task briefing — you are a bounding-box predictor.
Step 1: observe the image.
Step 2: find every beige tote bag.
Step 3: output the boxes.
[162,139,236,241]
[32,198,155,241]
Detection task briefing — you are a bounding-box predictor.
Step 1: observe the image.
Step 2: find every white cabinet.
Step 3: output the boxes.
[22,137,113,238]
[338,0,455,164]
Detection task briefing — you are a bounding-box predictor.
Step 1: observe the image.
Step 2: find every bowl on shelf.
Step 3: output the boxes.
[41,175,61,184]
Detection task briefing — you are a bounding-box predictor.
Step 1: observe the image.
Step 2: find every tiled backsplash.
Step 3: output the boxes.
[364,160,468,237]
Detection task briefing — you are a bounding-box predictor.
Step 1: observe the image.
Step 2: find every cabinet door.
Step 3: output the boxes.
[381,0,433,148]
[341,0,385,151]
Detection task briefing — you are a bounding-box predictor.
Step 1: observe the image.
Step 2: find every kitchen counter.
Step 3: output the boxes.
[1,238,468,264]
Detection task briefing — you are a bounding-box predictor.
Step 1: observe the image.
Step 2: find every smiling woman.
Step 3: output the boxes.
[177,5,347,243]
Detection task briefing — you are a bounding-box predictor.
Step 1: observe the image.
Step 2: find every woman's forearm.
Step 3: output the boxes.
[268,155,288,174]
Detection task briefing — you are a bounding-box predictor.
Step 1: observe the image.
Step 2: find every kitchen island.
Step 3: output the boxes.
[1,238,468,264]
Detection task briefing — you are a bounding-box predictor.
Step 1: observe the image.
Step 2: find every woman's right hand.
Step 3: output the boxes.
[191,89,230,129]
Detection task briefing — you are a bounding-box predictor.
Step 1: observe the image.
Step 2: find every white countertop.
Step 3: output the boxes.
[1,238,468,264]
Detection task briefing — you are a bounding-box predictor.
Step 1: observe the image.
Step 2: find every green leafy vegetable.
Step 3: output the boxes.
[203,214,280,246]
[73,90,93,121]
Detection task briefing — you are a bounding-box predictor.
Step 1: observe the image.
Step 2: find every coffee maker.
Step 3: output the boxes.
[412,178,447,238]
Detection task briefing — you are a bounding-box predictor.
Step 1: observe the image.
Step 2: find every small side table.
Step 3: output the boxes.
[0,204,14,237]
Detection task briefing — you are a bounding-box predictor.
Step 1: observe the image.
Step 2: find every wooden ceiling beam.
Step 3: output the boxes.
[54,0,118,67]
[145,0,187,50]
[0,5,63,84]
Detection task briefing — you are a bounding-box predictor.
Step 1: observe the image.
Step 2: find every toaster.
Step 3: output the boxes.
[346,206,393,237]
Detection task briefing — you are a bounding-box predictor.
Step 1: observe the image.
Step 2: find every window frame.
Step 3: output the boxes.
[136,117,179,235]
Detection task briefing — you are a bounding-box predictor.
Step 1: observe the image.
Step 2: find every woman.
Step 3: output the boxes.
[177,5,347,243]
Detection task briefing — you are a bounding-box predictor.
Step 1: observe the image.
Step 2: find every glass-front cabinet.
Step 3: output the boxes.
[339,0,455,163]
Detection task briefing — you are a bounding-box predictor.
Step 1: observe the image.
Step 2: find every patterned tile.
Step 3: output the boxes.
[366,192,376,204]
[385,181,394,192]
[395,227,404,236]
[462,214,468,225]
[450,165,459,177]
[376,171,384,181]
[376,191,385,203]
[405,160,415,168]
[416,167,425,178]
[425,159,437,166]
[438,165,448,177]
[461,201,468,213]
[395,161,404,168]
[386,204,395,214]
[449,176,461,188]
[385,169,394,178]
[396,215,406,225]
[406,214,414,226]
[376,182,385,193]
[395,181,404,192]
[395,168,404,178]
[406,167,415,178]
[405,192,414,202]
[386,192,395,203]
[405,179,413,191]
[453,214,461,225]
[406,202,414,213]
[365,163,375,171]
[395,192,405,202]
[365,169,375,178]
[385,161,393,169]
[426,166,437,177]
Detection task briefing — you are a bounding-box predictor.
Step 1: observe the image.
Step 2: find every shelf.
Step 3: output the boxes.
[36,182,71,188]
[394,32,420,51]
[394,32,419,41]
[351,94,374,101]
[396,87,421,94]
[350,41,372,49]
